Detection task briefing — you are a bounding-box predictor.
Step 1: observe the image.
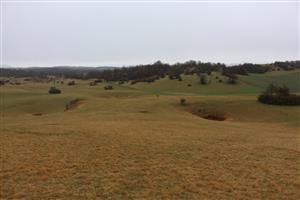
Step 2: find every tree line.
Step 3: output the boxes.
[1,61,299,83]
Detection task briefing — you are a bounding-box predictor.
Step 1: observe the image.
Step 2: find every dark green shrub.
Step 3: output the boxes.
[49,86,61,94]
[130,75,159,84]
[258,84,300,105]
[104,85,113,90]
[258,94,300,105]
[227,74,238,84]
[199,74,208,85]
[94,79,103,83]
[89,82,97,86]
[68,80,75,86]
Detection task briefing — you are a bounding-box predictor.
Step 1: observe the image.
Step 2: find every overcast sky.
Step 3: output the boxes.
[2,1,299,67]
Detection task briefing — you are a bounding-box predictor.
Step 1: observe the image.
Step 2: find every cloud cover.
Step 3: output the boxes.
[2,1,299,67]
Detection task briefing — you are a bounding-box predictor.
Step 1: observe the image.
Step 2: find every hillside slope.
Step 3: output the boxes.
[125,70,300,95]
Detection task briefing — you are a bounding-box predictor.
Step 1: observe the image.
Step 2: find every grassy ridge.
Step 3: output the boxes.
[127,70,300,95]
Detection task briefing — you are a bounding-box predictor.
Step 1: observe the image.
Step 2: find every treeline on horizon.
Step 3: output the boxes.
[1,60,299,82]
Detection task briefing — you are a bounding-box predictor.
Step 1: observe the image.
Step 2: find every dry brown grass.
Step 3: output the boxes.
[0,84,299,199]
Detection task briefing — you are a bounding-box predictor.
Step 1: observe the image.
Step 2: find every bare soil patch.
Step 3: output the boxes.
[65,98,83,111]
[32,113,43,116]
[187,106,226,121]
[139,110,150,113]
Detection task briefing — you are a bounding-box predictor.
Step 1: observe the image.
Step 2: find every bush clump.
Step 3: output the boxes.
[199,73,208,85]
[258,84,300,105]
[89,82,97,86]
[68,80,76,86]
[48,86,61,94]
[131,76,160,84]
[104,85,113,90]
[226,73,238,84]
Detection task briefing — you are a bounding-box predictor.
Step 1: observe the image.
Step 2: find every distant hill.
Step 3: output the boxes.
[15,66,115,70]
[0,64,14,68]
[126,70,300,95]
[0,66,115,78]
[1,61,299,81]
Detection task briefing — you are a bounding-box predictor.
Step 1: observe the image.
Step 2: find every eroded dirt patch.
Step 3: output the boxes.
[187,105,226,121]
[139,110,150,113]
[32,113,43,116]
[65,98,83,111]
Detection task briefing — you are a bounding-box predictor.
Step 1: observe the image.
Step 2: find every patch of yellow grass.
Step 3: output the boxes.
[0,81,299,199]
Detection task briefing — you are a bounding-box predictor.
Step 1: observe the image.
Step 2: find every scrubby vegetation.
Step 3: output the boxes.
[0,79,9,86]
[68,80,76,86]
[225,73,238,84]
[258,84,300,105]
[104,85,113,90]
[48,86,61,94]
[89,82,97,86]
[199,73,209,85]
[130,75,160,84]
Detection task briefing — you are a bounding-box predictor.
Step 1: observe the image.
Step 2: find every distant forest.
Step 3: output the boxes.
[1,61,299,82]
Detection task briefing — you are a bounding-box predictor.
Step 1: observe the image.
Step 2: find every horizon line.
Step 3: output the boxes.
[2,59,299,68]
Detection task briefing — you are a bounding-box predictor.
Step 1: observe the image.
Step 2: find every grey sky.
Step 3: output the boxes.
[2,1,299,67]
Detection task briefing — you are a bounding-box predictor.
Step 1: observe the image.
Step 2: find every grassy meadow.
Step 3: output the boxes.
[1,70,300,199]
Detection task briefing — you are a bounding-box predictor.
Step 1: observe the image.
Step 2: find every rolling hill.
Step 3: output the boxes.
[0,70,299,199]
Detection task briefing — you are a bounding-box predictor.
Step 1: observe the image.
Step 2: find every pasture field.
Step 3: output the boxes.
[0,71,300,199]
